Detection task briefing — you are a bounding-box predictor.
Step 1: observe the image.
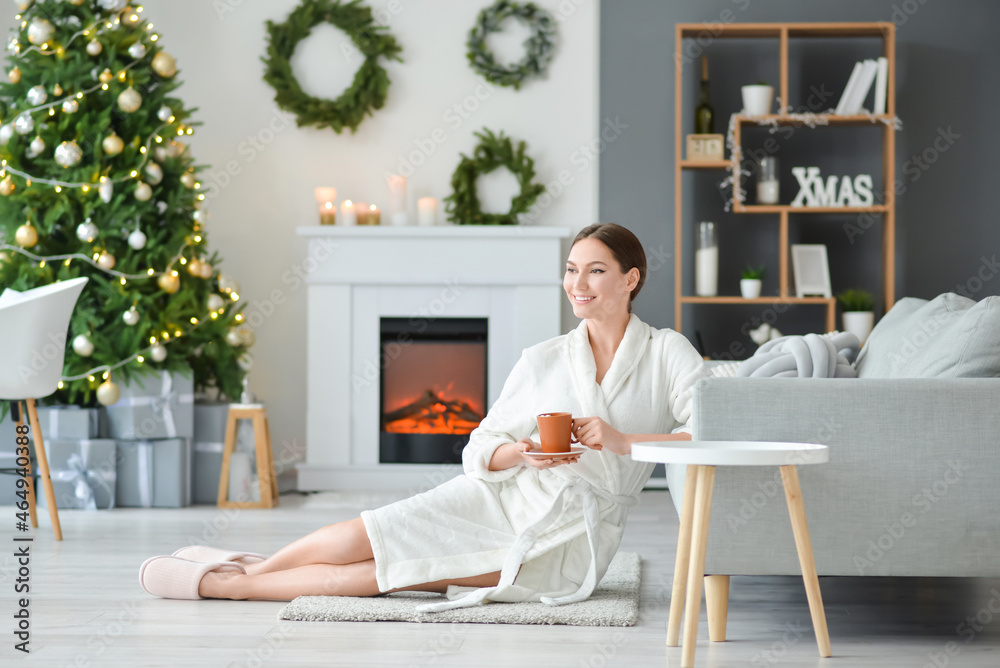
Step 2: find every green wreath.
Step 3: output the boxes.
[467,0,557,90]
[262,0,402,133]
[445,129,545,225]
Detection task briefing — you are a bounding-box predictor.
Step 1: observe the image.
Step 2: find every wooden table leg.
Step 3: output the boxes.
[667,464,699,647]
[681,465,716,668]
[780,465,832,658]
[706,574,730,642]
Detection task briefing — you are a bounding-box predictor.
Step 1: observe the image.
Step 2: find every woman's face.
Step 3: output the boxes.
[564,237,638,321]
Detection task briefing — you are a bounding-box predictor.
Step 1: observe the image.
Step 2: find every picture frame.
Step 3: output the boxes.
[791,244,832,298]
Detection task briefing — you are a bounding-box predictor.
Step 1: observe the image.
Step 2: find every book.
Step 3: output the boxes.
[846,59,878,114]
[873,57,888,114]
[835,61,864,115]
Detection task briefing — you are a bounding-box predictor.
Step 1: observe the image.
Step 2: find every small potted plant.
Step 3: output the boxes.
[740,264,765,298]
[837,288,875,342]
[741,80,774,116]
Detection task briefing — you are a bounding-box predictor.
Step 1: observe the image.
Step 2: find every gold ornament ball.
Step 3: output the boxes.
[96,379,120,406]
[8,67,20,84]
[15,223,38,248]
[134,181,152,201]
[152,51,177,78]
[123,7,142,26]
[237,327,256,347]
[99,68,113,84]
[53,84,63,96]
[102,133,124,156]
[0,176,15,196]
[86,39,102,56]
[187,259,203,276]
[118,87,142,113]
[225,329,244,347]
[69,0,86,5]
[157,272,180,294]
[0,251,9,265]
[97,250,116,270]
[180,172,196,188]
[199,262,213,279]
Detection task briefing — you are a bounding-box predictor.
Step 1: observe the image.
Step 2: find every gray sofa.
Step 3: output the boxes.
[665,293,1000,632]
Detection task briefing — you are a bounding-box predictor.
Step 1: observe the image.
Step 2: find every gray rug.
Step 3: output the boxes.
[278,552,640,626]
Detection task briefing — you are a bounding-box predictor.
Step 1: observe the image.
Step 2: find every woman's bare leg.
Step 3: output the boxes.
[243,517,373,575]
[200,559,502,601]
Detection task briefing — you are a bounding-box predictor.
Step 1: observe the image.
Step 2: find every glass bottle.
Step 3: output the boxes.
[695,57,714,134]
[757,156,779,204]
[695,222,718,297]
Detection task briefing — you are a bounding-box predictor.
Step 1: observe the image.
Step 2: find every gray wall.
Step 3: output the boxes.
[600,0,1000,359]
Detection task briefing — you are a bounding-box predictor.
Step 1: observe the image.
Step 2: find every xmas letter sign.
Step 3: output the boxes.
[790,167,874,207]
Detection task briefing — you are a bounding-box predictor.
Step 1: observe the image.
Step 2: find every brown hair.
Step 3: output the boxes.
[571,223,647,311]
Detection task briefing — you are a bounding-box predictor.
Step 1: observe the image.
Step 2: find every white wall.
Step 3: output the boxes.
[2,0,599,467]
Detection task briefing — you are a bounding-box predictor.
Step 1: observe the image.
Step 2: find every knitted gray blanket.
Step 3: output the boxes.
[738,331,861,378]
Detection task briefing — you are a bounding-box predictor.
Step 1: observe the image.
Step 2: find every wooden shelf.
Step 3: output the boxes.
[733,204,890,214]
[680,159,730,170]
[674,21,896,338]
[679,296,834,305]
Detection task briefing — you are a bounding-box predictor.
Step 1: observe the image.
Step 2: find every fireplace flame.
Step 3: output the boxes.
[383,388,484,435]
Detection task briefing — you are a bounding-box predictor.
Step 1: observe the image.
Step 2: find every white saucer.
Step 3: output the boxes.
[524,445,586,459]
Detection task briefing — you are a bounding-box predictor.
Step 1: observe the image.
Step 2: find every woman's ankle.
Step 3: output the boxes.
[198,570,245,599]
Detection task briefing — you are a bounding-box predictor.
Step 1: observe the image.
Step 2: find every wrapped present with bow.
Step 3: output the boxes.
[37,439,117,510]
[35,406,100,440]
[102,369,195,440]
[115,438,192,508]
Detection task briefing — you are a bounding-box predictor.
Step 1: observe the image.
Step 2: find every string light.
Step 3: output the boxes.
[0,239,198,282]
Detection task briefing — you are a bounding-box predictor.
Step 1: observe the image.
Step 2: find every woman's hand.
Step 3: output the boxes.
[572,417,631,456]
[516,437,581,469]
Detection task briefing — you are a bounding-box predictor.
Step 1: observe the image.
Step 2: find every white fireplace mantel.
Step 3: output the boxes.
[296,225,570,491]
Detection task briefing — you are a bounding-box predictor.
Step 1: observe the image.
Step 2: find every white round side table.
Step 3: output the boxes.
[631,441,831,668]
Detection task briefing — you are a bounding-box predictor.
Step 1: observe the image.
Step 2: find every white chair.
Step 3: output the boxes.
[0,277,89,540]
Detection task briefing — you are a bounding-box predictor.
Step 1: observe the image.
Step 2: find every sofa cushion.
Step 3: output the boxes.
[855,293,1000,378]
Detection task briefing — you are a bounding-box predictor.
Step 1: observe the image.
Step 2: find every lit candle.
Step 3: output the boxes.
[387,173,408,225]
[318,200,336,226]
[314,186,337,225]
[365,204,381,225]
[355,201,369,226]
[339,199,357,226]
[417,197,437,226]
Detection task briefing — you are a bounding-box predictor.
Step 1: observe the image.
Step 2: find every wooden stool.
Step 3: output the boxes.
[217,404,278,509]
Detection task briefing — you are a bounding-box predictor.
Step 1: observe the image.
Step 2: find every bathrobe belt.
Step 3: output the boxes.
[416,478,638,613]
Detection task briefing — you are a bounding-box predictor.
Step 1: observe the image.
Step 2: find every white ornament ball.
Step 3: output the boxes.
[99,181,114,203]
[134,181,152,201]
[167,140,185,158]
[150,343,167,362]
[122,307,139,325]
[237,353,254,372]
[152,51,177,78]
[76,221,98,243]
[238,327,255,347]
[192,209,209,223]
[157,105,173,122]
[15,113,34,135]
[225,329,243,347]
[207,294,224,311]
[27,18,54,46]
[118,87,142,113]
[27,85,47,106]
[102,132,124,156]
[16,223,38,248]
[128,42,147,59]
[55,140,83,168]
[98,250,116,271]
[62,98,79,114]
[198,262,213,279]
[86,40,103,56]
[218,274,241,295]
[144,162,163,185]
[28,135,45,157]
[0,124,13,145]
[154,146,168,162]
[128,228,147,250]
[72,334,94,357]
[98,0,128,11]
[96,379,120,406]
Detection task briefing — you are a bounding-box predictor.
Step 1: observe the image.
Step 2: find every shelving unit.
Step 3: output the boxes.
[673,22,896,338]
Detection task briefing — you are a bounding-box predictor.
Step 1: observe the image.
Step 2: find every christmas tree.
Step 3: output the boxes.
[0,0,251,408]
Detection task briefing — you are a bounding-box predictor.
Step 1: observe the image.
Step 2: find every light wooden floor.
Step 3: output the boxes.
[2,489,999,667]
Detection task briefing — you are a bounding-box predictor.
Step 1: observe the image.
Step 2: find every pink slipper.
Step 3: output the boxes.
[171,545,266,565]
[139,556,245,599]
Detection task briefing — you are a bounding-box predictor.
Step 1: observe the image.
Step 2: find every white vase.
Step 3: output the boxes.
[740,278,762,299]
[741,85,774,116]
[842,311,874,343]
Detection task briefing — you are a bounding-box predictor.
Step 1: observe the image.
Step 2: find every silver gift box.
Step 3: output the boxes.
[35,406,99,440]
[102,369,194,440]
[37,439,117,510]
[115,438,192,508]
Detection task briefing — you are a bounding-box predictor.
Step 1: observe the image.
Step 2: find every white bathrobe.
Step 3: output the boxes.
[361,314,707,612]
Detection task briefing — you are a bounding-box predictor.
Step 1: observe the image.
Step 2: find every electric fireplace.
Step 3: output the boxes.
[379,317,487,464]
